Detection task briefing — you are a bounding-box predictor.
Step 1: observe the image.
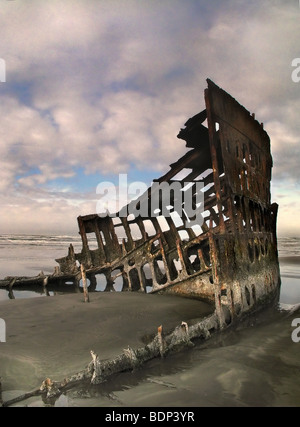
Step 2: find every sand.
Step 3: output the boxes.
[0,292,214,393]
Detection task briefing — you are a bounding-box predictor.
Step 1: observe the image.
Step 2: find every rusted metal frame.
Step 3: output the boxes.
[241,196,252,234]
[236,145,270,207]
[126,266,135,291]
[110,220,127,241]
[120,217,135,250]
[158,238,172,284]
[93,218,107,264]
[154,185,181,217]
[179,181,197,227]
[147,257,160,291]
[120,264,131,291]
[150,259,212,294]
[211,107,270,159]
[202,89,226,310]
[215,116,252,173]
[122,217,161,245]
[103,270,115,292]
[169,177,203,222]
[78,232,154,278]
[98,218,116,259]
[244,166,250,193]
[151,257,167,287]
[97,233,161,277]
[164,216,183,248]
[202,192,217,212]
[182,238,210,273]
[121,269,130,291]
[203,179,226,228]
[201,179,226,212]
[135,217,148,241]
[188,178,219,216]
[197,248,208,270]
[157,149,205,184]
[107,216,122,255]
[87,273,97,292]
[88,246,170,291]
[270,203,279,245]
[172,225,196,241]
[166,250,183,281]
[234,195,244,235]
[207,231,226,327]
[128,261,146,293]
[122,150,202,221]
[144,230,212,280]
[243,138,251,166]
[201,210,212,231]
[216,123,242,238]
[225,194,239,237]
[175,238,198,277]
[106,267,121,292]
[113,152,211,247]
[77,216,89,251]
[110,269,124,283]
[180,230,211,255]
[77,216,92,267]
[121,238,128,256]
[138,264,148,292]
[186,227,196,240]
[127,264,144,292]
[151,247,181,284]
[208,207,220,228]
[222,207,236,234]
[166,170,214,190]
[239,163,249,196]
[179,169,205,183]
[204,92,225,234]
[151,217,168,249]
[248,201,256,232]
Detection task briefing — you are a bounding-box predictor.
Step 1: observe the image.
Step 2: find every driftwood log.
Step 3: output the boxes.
[2,313,218,407]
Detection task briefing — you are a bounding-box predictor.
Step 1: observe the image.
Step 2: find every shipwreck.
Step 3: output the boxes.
[0,79,281,405]
[58,78,280,324]
[1,79,280,327]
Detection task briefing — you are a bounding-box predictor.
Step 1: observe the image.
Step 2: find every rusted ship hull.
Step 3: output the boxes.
[54,79,280,326]
[1,80,280,328]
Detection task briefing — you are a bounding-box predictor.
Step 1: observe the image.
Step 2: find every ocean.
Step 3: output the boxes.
[0,234,300,407]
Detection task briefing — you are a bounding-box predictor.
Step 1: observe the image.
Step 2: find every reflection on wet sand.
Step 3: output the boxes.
[0,254,299,407]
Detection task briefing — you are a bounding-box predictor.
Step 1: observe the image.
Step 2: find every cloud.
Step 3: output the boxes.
[0,0,299,235]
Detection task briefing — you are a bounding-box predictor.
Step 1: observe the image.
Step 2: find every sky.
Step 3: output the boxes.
[0,0,299,237]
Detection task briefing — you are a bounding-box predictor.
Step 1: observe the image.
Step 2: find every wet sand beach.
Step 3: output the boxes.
[1,292,300,407]
[0,236,300,407]
[0,292,214,402]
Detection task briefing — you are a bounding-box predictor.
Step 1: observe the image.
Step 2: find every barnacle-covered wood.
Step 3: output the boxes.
[2,313,218,406]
